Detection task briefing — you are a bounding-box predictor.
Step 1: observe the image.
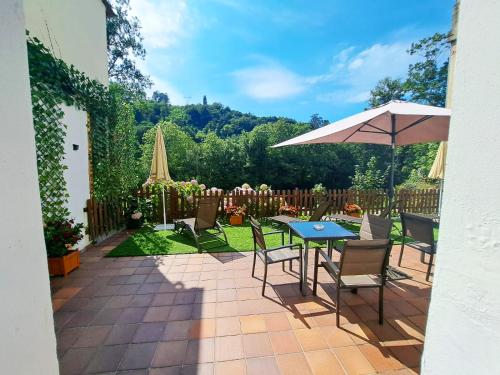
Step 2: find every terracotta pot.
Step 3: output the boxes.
[229,215,244,225]
[48,250,80,277]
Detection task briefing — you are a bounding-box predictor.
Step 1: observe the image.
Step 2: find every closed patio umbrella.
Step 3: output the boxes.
[146,126,173,230]
[429,141,448,213]
[273,100,451,202]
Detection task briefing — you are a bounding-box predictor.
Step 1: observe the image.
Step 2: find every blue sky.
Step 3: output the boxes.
[130,0,454,122]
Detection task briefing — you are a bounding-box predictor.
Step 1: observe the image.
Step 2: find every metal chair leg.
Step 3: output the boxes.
[252,251,256,277]
[379,286,384,325]
[312,249,319,296]
[398,243,404,266]
[426,254,434,281]
[262,262,268,296]
[336,285,341,327]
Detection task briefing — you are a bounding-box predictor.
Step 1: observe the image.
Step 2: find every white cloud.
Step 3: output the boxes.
[232,64,307,100]
[129,0,190,49]
[317,42,418,104]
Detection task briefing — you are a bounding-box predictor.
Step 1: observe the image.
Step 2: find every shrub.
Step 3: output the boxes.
[44,219,84,257]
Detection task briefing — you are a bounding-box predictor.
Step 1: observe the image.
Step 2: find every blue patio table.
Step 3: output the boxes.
[288,221,358,296]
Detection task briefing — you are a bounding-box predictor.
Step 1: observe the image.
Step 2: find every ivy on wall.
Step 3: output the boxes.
[27,35,135,220]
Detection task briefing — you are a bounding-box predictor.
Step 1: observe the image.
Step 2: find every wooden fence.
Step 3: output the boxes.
[85,197,126,242]
[85,188,440,241]
[137,187,440,223]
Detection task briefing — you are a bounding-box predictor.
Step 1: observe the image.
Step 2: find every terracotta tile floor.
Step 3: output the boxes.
[51,231,432,374]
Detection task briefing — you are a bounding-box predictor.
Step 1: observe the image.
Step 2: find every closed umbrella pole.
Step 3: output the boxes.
[145,126,173,231]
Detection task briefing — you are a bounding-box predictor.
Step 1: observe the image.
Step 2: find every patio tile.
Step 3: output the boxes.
[270,330,302,354]
[118,307,148,324]
[192,302,217,319]
[85,344,127,373]
[276,353,313,375]
[144,306,171,322]
[189,319,216,338]
[215,335,244,361]
[184,338,215,364]
[73,325,112,348]
[245,356,280,375]
[133,322,166,343]
[216,316,241,336]
[105,295,133,309]
[148,366,181,375]
[215,359,246,375]
[105,324,138,345]
[294,328,329,352]
[152,340,188,367]
[129,294,154,307]
[118,342,157,370]
[162,320,192,341]
[169,305,194,321]
[59,347,96,375]
[57,327,85,355]
[333,345,375,375]
[358,343,403,372]
[242,333,273,358]
[216,302,239,318]
[304,349,346,375]
[264,312,292,332]
[181,363,214,375]
[175,292,197,305]
[240,315,266,334]
[389,345,421,369]
[152,293,176,306]
[64,310,99,328]
[320,325,355,348]
[90,308,122,326]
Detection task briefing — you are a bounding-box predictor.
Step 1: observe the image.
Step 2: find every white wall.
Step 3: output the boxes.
[62,105,91,247]
[23,0,109,83]
[422,1,500,374]
[0,0,59,373]
[23,0,109,247]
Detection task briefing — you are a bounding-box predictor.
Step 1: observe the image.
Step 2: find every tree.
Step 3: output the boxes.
[203,95,208,105]
[310,114,329,129]
[350,156,388,190]
[107,0,152,95]
[368,77,407,108]
[405,32,450,106]
[152,91,169,104]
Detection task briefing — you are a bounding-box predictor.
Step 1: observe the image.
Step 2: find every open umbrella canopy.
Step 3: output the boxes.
[272,101,451,200]
[273,101,450,147]
[148,126,172,184]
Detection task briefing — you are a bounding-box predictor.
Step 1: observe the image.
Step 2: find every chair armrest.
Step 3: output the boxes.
[315,247,340,275]
[264,243,302,254]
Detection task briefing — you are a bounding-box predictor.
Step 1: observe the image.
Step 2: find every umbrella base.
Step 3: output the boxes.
[154,223,175,231]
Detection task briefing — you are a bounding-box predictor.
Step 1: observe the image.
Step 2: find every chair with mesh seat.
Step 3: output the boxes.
[313,239,392,326]
[399,212,436,281]
[174,196,228,253]
[249,216,303,296]
[334,213,392,254]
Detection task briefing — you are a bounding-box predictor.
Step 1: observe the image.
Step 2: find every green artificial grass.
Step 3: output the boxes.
[106,219,439,257]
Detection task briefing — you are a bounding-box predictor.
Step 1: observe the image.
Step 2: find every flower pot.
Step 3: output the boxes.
[48,250,80,277]
[229,215,244,225]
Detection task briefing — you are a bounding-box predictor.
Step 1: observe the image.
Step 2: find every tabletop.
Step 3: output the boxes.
[288,221,358,241]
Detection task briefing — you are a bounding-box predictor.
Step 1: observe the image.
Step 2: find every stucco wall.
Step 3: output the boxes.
[0,0,59,373]
[421,1,500,374]
[24,0,108,247]
[62,105,91,247]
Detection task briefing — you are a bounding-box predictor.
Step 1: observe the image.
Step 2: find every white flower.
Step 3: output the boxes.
[131,212,142,220]
[190,179,198,185]
[242,183,251,189]
[186,196,194,203]
[200,184,206,190]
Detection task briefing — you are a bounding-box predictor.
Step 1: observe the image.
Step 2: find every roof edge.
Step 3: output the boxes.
[101,0,115,18]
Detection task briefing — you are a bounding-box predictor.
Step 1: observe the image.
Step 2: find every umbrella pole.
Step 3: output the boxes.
[162,185,167,230]
[388,114,396,207]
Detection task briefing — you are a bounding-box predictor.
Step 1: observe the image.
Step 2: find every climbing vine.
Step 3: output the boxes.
[27,35,136,220]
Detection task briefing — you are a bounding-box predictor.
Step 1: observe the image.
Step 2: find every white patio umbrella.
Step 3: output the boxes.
[273,100,451,201]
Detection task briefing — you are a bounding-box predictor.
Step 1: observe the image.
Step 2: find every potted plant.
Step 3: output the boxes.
[278,203,299,217]
[344,203,362,218]
[225,204,247,225]
[44,219,84,276]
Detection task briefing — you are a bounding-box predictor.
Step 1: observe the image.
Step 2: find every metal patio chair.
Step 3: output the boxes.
[174,196,228,252]
[399,212,436,281]
[313,239,392,326]
[249,216,303,296]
